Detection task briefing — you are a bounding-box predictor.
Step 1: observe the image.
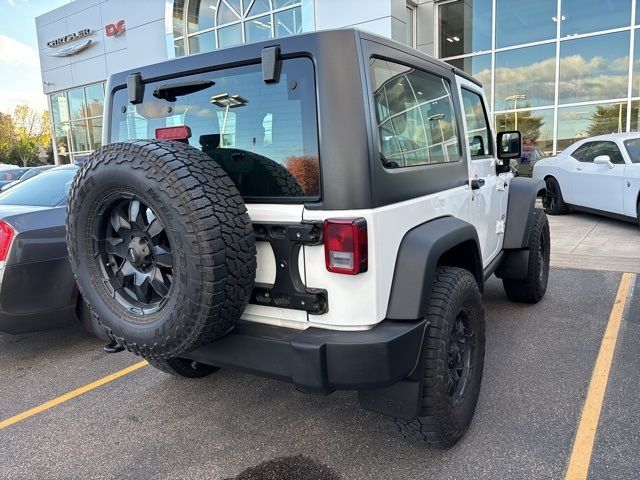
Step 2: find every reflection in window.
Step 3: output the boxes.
[439,0,492,58]
[189,30,216,53]
[174,0,309,55]
[187,0,216,34]
[111,59,320,199]
[559,32,629,105]
[496,0,557,48]
[495,44,556,111]
[370,59,461,168]
[245,15,272,43]
[218,23,243,48]
[447,54,492,110]
[49,82,104,164]
[495,109,554,155]
[629,101,640,132]
[67,88,86,120]
[461,89,491,157]
[561,0,632,36]
[274,7,302,37]
[173,0,186,37]
[632,30,640,98]
[557,102,626,153]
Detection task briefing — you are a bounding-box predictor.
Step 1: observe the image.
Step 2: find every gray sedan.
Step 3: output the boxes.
[0,165,102,337]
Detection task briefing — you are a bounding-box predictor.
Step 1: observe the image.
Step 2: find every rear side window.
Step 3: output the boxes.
[460,89,492,158]
[370,58,461,169]
[111,58,319,200]
[572,143,592,162]
[0,168,77,207]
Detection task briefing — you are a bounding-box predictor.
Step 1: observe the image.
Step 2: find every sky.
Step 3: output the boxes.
[0,0,70,114]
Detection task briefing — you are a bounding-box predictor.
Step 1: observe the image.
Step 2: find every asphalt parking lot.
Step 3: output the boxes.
[1,267,638,480]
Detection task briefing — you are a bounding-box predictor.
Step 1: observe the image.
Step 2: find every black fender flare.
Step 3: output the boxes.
[386,216,482,321]
[502,177,546,249]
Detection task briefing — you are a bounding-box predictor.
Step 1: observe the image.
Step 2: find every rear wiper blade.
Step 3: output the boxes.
[152,80,215,101]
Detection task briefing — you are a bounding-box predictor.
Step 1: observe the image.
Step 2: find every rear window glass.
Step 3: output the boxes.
[111,58,320,200]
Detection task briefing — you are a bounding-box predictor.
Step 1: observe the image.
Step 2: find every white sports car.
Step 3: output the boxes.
[533,133,640,225]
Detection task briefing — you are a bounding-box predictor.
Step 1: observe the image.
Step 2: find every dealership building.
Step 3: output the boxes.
[37,0,640,164]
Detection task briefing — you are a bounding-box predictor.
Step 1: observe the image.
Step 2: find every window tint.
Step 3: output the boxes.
[0,168,77,207]
[624,139,640,163]
[461,89,491,157]
[589,141,625,164]
[370,59,461,169]
[111,58,319,200]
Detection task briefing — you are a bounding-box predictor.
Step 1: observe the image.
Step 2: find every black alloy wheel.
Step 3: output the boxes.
[447,310,475,406]
[542,177,569,215]
[94,196,173,316]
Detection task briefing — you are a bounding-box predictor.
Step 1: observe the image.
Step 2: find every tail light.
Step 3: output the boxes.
[155,125,192,142]
[0,221,15,262]
[323,218,367,275]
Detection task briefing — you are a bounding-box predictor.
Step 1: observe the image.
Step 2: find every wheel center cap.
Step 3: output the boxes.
[128,237,150,266]
[128,247,140,263]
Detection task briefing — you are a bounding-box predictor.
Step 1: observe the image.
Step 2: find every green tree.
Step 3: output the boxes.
[586,103,639,137]
[0,112,17,163]
[12,105,51,167]
[495,107,544,144]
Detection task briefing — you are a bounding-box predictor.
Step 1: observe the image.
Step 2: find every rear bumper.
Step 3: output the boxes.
[183,319,429,394]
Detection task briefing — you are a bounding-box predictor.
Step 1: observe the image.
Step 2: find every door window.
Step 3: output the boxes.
[572,141,624,164]
[460,89,492,158]
[370,58,461,168]
[588,141,625,164]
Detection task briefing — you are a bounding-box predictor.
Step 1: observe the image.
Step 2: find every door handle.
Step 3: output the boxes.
[471,178,485,190]
[576,165,583,171]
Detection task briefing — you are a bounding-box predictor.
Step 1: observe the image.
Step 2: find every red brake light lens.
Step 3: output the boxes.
[323,218,368,275]
[155,125,192,142]
[0,221,15,262]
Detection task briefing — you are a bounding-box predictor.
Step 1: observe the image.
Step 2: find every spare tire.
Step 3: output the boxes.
[67,140,256,360]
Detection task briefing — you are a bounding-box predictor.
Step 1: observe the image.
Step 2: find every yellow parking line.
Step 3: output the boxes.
[565,272,635,480]
[0,360,148,430]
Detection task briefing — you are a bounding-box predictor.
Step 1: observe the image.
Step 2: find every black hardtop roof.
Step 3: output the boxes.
[106,28,481,90]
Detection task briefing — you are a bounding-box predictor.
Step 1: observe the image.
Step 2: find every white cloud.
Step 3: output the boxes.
[0,34,38,68]
[0,89,47,114]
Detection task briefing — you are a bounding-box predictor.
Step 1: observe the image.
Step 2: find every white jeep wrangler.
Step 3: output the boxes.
[67,29,549,448]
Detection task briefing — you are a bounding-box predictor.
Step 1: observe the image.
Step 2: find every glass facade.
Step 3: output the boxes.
[171,0,313,56]
[438,0,640,154]
[50,82,105,164]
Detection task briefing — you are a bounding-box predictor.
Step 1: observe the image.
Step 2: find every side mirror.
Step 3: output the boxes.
[593,155,615,169]
[497,131,522,160]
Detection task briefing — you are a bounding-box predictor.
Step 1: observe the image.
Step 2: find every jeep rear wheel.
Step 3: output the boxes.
[394,266,485,448]
[67,140,257,360]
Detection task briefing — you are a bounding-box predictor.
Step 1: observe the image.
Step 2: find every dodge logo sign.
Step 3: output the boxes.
[47,28,93,48]
[106,20,126,37]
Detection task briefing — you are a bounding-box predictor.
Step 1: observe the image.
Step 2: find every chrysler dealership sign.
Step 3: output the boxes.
[46,28,94,57]
[47,28,93,48]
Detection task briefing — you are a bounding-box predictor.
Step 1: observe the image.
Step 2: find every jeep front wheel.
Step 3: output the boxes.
[502,209,550,304]
[394,266,485,448]
[66,140,257,361]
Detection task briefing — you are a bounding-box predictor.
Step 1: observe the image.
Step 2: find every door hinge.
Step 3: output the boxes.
[496,178,506,191]
[496,220,506,235]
